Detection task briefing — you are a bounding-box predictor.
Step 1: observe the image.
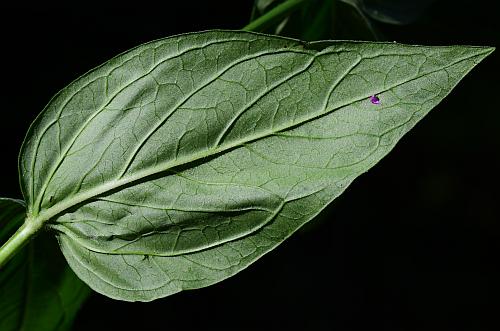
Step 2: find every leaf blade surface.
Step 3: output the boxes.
[19,31,493,301]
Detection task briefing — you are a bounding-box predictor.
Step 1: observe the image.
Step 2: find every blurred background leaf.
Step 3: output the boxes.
[249,0,381,40]
[0,199,90,331]
[250,0,437,41]
[347,0,436,25]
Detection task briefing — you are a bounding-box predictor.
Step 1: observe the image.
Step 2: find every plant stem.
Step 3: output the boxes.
[0,217,42,268]
[243,0,308,32]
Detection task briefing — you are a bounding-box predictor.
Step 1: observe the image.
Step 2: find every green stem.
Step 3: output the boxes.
[0,217,43,268]
[243,0,308,32]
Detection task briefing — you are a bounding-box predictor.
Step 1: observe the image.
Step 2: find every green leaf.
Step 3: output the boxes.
[344,0,436,25]
[244,0,309,33]
[336,0,383,40]
[0,198,90,331]
[251,0,337,40]
[250,0,381,41]
[278,0,336,41]
[18,30,493,301]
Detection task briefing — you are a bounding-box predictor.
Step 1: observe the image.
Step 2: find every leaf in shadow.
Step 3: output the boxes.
[0,198,91,331]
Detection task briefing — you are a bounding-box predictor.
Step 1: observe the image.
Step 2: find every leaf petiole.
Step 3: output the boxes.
[0,216,43,268]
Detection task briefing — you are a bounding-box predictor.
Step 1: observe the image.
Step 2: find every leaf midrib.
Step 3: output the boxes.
[34,49,487,228]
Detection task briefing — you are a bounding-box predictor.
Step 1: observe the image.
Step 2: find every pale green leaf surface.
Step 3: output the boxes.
[0,198,90,330]
[19,31,493,301]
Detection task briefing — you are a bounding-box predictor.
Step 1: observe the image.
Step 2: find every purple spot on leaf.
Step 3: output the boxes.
[370,95,380,105]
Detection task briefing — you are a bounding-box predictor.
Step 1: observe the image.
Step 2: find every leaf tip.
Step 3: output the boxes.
[475,45,495,59]
[481,46,495,55]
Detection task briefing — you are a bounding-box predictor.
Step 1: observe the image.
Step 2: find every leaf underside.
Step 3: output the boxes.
[19,30,493,301]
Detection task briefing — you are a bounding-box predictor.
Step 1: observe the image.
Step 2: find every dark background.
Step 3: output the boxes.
[0,1,498,330]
